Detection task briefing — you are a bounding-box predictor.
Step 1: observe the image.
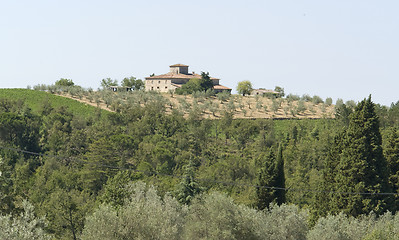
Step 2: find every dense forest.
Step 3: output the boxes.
[1,88,399,239]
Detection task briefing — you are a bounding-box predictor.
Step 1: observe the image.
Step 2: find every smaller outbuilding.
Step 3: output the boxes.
[108,86,133,92]
[251,88,279,97]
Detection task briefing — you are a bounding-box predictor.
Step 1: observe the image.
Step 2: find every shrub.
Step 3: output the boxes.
[217,91,231,102]
[325,97,333,106]
[82,182,186,240]
[301,94,312,102]
[286,94,300,101]
[335,98,344,107]
[297,100,307,114]
[312,95,324,104]
[0,200,50,240]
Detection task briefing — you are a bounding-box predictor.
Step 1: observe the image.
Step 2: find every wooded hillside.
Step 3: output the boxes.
[1,88,399,239]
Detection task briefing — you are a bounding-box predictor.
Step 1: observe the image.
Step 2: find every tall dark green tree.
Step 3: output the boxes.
[383,127,399,210]
[256,148,285,210]
[275,144,286,204]
[311,130,345,221]
[175,159,201,205]
[200,71,213,91]
[331,96,391,216]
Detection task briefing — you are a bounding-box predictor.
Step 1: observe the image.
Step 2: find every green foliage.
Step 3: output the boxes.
[335,103,353,126]
[301,94,312,102]
[200,71,213,91]
[84,183,309,240]
[2,90,399,238]
[308,211,399,240]
[0,89,109,119]
[383,127,399,209]
[175,160,201,204]
[0,200,50,240]
[312,95,324,104]
[286,94,300,101]
[55,78,74,87]
[121,76,144,90]
[325,96,392,216]
[185,192,261,240]
[175,78,203,94]
[98,170,139,207]
[217,91,231,102]
[236,80,253,96]
[175,72,214,95]
[325,97,333,106]
[82,182,186,240]
[297,100,307,114]
[256,147,286,210]
[100,78,118,89]
[274,86,285,98]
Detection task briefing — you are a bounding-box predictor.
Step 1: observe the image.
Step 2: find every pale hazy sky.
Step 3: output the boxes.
[1,1,398,106]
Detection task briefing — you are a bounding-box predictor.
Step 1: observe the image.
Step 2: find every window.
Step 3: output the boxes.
[158,81,161,84]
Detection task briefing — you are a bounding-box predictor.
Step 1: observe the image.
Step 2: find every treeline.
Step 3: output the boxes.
[2,182,399,239]
[1,90,399,239]
[30,83,336,119]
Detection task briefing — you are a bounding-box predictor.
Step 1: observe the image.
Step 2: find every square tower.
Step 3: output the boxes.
[169,64,189,74]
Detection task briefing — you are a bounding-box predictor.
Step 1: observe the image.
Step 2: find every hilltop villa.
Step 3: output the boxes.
[145,64,231,93]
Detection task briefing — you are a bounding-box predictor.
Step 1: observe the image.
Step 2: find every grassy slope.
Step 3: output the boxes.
[0,89,108,118]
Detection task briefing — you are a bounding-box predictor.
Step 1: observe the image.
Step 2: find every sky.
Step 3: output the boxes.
[1,0,398,106]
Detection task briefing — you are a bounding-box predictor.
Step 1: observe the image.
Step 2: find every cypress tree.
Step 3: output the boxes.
[256,147,286,210]
[175,160,201,205]
[312,130,345,219]
[383,127,399,210]
[275,144,286,205]
[331,96,391,216]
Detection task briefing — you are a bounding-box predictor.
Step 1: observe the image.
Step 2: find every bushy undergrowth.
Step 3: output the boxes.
[81,181,399,240]
[0,200,50,240]
[308,212,399,240]
[82,181,309,240]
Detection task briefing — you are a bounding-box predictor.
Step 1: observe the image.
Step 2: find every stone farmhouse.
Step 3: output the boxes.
[145,64,231,93]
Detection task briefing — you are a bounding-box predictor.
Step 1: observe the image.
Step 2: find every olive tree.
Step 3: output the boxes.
[237,80,253,96]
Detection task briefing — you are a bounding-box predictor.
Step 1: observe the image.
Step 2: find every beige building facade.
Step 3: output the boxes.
[251,88,279,96]
[145,64,231,93]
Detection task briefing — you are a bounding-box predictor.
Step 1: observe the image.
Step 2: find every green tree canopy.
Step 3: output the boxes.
[237,80,252,96]
[274,86,285,98]
[175,78,202,94]
[175,159,201,205]
[383,127,399,210]
[256,147,286,210]
[199,72,213,91]
[100,78,118,89]
[329,96,392,216]
[121,76,144,90]
[55,78,74,87]
[175,72,214,95]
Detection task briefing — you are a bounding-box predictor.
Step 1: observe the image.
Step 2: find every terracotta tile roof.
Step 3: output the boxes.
[170,64,189,67]
[171,83,183,88]
[146,73,219,80]
[213,85,231,90]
